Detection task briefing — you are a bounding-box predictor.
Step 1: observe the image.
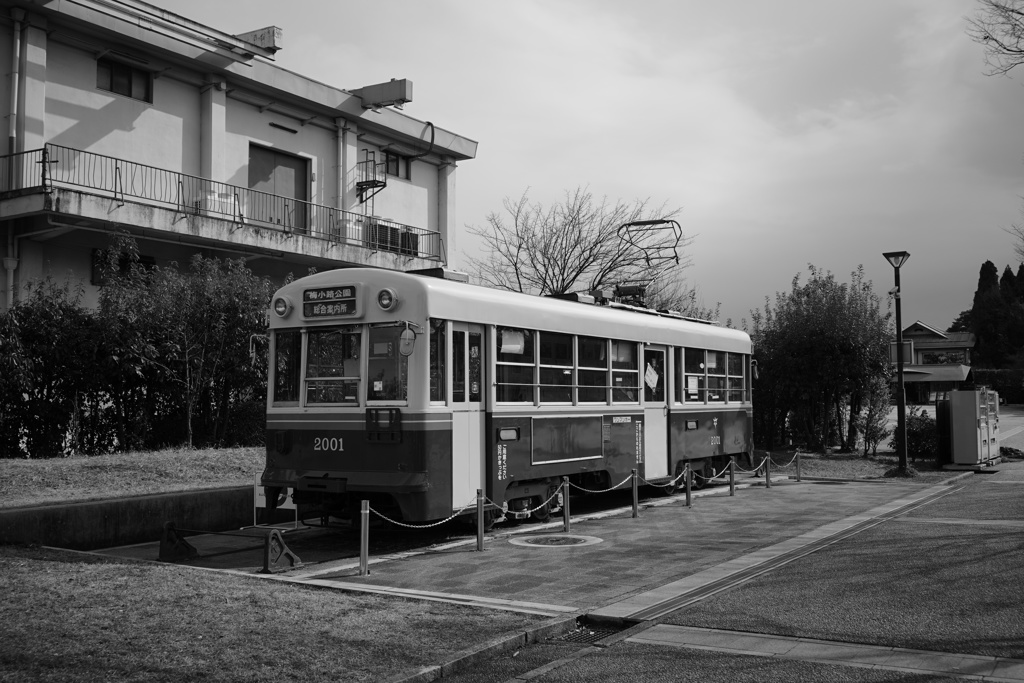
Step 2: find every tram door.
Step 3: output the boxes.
[643,345,669,479]
[451,323,485,509]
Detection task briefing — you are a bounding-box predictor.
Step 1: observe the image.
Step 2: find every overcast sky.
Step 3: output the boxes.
[162,0,1024,330]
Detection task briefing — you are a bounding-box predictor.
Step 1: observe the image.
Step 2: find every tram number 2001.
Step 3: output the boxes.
[313,437,344,452]
[710,436,721,446]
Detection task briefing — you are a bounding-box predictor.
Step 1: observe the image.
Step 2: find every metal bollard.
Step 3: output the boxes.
[766,456,772,488]
[632,469,639,518]
[796,452,801,482]
[729,457,735,496]
[562,476,571,533]
[359,500,370,576]
[684,463,692,507]
[476,489,484,552]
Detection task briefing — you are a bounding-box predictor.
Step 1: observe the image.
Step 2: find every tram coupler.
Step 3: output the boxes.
[158,522,198,563]
[261,529,301,574]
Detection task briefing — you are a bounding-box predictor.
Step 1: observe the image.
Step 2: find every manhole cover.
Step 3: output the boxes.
[508,534,603,548]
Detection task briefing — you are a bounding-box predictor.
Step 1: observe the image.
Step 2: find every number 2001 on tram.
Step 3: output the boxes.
[262,268,753,526]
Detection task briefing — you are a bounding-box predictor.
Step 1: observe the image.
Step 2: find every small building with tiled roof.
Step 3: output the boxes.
[894,321,975,403]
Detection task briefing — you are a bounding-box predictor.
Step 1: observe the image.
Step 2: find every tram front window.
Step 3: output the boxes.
[367,325,409,402]
[272,330,301,405]
[305,326,360,404]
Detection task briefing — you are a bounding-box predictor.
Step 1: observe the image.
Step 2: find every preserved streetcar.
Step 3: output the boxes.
[261,268,753,525]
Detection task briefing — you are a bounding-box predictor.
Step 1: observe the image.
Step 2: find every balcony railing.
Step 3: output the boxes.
[0,144,443,261]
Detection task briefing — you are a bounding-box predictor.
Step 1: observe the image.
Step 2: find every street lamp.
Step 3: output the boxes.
[883,250,910,474]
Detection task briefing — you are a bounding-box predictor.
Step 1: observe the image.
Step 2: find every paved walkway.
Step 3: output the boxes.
[630,625,1024,681]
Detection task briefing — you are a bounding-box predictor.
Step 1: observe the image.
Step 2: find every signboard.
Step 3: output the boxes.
[889,340,914,364]
[303,286,358,318]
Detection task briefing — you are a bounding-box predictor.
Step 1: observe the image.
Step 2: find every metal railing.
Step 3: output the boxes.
[0,144,442,261]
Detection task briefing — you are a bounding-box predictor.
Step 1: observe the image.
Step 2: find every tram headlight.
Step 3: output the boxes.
[377,287,399,311]
[272,296,293,317]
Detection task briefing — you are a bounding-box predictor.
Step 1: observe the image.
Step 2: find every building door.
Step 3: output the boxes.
[643,345,669,479]
[248,145,308,232]
[451,323,485,509]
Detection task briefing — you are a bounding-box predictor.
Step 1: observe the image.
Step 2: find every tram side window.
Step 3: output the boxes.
[306,327,361,405]
[684,348,706,402]
[429,319,446,403]
[706,350,726,402]
[453,330,465,401]
[497,326,534,403]
[272,329,301,405]
[611,340,639,403]
[578,336,608,403]
[367,325,408,403]
[728,353,747,402]
[539,331,573,403]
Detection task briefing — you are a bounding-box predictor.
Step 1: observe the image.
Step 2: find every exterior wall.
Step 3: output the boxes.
[44,39,201,172]
[224,98,335,204]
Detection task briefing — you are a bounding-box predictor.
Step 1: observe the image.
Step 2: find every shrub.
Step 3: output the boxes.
[888,405,938,463]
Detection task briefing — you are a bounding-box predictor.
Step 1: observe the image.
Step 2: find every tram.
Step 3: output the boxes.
[261,267,753,525]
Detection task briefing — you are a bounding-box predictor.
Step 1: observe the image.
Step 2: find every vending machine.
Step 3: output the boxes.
[947,388,1000,465]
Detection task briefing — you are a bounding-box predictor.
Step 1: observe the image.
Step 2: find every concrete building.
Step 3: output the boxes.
[0,0,477,311]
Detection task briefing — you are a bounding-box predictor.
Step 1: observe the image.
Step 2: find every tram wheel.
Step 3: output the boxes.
[531,498,550,523]
[691,460,711,490]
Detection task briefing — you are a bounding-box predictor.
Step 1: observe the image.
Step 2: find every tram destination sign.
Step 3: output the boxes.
[303,286,359,318]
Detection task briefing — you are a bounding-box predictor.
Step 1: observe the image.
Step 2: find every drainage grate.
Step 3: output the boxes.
[551,626,621,644]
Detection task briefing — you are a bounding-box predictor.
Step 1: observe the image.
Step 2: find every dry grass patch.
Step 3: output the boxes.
[766,450,959,482]
[0,447,263,509]
[0,545,544,683]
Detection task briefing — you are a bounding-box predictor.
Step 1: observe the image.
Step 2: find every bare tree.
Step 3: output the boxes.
[1007,223,1024,262]
[966,0,1024,75]
[465,187,696,300]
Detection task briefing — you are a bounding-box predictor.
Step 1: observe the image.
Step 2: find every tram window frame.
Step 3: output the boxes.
[706,350,726,403]
[305,325,361,405]
[727,352,747,403]
[271,329,302,406]
[429,319,446,404]
[539,331,573,404]
[683,347,707,403]
[496,326,535,404]
[611,339,639,404]
[578,336,609,404]
[366,324,409,404]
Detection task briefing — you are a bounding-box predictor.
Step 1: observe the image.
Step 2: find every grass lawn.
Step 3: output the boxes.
[0,544,545,683]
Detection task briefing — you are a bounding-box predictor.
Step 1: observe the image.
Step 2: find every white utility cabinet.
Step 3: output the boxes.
[948,388,1000,465]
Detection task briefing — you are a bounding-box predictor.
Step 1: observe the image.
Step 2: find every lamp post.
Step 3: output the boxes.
[883,250,910,474]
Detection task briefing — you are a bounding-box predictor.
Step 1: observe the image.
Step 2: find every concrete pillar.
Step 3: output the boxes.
[200,78,227,181]
[340,121,359,211]
[437,159,456,265]
[18,17,46,151]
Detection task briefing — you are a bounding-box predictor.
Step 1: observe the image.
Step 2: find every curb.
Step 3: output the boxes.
[382,613,581,683]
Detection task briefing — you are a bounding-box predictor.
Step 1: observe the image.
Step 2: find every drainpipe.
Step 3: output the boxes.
[4,230,15,309]
[5,9,24,309]
[9,8,23,155]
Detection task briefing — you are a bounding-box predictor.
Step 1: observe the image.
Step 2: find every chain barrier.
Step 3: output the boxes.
[638,467,687,490]
[768,452,800,469]
[497,487,564,516]
[693,463,730,482]
[368,496,479,529]
[568,472,635,494]
[733,456,768,474]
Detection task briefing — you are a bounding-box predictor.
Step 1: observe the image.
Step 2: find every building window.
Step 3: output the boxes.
[96,58,152,103]
[922,350,966,365]
[384,151,410,179]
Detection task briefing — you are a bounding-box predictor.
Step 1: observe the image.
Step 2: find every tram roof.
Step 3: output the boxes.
[271,268,751,353]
